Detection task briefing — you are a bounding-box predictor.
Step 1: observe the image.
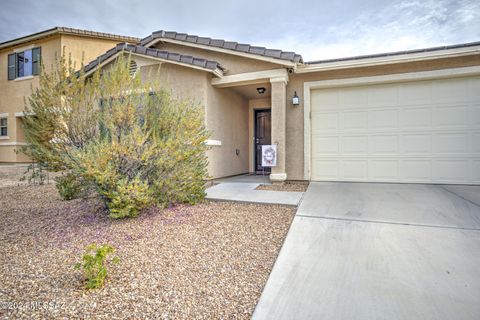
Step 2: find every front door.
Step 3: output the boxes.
[254,109,272,173]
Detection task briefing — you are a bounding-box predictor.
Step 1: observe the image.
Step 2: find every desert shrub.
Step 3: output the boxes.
[75,243,120,289]
[22,51,210,218]
[55,173,83,200]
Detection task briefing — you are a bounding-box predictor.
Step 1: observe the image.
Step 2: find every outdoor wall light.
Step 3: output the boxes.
[292,91,300,106]
[256,87,266,94]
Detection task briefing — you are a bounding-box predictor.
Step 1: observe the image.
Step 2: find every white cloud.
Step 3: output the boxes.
[266,0,480,61]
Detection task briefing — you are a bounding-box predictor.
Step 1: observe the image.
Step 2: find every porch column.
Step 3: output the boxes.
[270,77,287,182]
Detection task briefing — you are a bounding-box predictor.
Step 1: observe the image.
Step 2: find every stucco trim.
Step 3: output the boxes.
[212,69,288,88]
[0,142,27,146]
[13,75,34,82]
[270,76,289,84]
[147,38,298,67]
[205,139,222,146]
[303,65,480,180]
[297,46,480,73]
[270,173,287,181]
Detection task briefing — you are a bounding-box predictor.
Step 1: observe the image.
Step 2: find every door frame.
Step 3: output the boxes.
[303,65,480,181]
[254,108,272,174]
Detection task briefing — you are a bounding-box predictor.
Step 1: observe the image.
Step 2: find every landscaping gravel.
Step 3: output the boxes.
[256,182,308,192]
[0,183,295,319]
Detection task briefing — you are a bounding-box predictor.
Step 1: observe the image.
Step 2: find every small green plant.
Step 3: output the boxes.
[75,244,120,289]
[20,162,48,185]
[55,173,83,200]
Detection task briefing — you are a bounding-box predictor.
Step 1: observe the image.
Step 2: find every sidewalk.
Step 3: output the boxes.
[206,181,304,206]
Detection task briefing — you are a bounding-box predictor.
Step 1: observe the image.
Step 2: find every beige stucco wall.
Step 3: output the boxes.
[285,54,480,180]
[61,35,125,69]
[152,42,281,75]
[0,34,126,162]
[140,62,209,104]
[206,85,249,178]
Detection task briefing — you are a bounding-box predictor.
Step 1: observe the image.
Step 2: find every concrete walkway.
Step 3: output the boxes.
[206,182,304,206]
[253,182,480,320]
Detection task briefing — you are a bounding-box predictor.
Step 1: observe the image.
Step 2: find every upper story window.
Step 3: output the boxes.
[0,118,7,136]
[8,47,41,80]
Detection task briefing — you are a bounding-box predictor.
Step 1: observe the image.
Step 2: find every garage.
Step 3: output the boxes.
[308,74,480,184]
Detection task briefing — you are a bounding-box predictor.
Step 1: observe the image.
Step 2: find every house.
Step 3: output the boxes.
[83,31,480,185]
[0,27,139,162]
[3,28,480,185]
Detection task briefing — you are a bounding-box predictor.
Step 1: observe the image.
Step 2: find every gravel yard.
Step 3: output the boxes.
[0,181,295,319]
[256,182,309,192]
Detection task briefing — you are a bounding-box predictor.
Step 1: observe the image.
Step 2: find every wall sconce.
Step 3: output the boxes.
[292,91,300,106]
[256,87,266,94]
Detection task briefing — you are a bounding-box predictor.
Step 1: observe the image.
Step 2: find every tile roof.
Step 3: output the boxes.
[0,27,139,50]
[305,40,480,64]
[140,30,303,64]
[83,43,224,74]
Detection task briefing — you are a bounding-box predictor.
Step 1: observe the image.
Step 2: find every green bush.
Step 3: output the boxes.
[55,173,83,200]
[75,243,120,289]
[22,52,210,218]
[103,178,152,219]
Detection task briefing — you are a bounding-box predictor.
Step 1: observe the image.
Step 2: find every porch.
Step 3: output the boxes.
[207,68,289,182]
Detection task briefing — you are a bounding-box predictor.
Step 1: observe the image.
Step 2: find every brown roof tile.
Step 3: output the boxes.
[140,30,303,63]
[83,43,224,74]
[305,40,480,64]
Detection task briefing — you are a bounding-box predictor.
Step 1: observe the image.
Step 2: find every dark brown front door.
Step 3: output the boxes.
[255,109,272,173]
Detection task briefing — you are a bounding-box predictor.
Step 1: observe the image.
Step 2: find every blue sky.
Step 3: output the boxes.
[0,0,479,61]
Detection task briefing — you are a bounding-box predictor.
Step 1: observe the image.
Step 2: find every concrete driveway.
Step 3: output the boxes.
[253,182,480,320]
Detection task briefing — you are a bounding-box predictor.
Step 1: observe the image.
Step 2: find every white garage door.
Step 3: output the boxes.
[310,76,480,184]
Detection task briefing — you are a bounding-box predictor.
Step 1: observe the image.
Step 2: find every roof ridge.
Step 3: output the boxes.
[139,30,303,63]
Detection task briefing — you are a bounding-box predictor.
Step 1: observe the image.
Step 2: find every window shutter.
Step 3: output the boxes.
[32,47,41,75]
[8,53,16,80]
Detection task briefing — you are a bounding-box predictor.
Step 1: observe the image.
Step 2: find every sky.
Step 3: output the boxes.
[0,0,479,61]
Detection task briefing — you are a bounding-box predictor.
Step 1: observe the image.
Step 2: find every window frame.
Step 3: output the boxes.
[0,117,8,137]
[7,47,41,80]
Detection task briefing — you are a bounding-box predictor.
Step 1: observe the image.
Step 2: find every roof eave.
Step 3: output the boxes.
[143,37,300,67]
[298,43,480,73]
[0,28,59,50]
[83,49,224,78]
[0,27,139,51]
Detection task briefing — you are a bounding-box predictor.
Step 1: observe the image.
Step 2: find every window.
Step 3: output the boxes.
[0,118,7,137]
[8,47,41,80]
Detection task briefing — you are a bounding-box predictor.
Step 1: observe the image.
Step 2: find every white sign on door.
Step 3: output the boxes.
[261,145,277,167]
